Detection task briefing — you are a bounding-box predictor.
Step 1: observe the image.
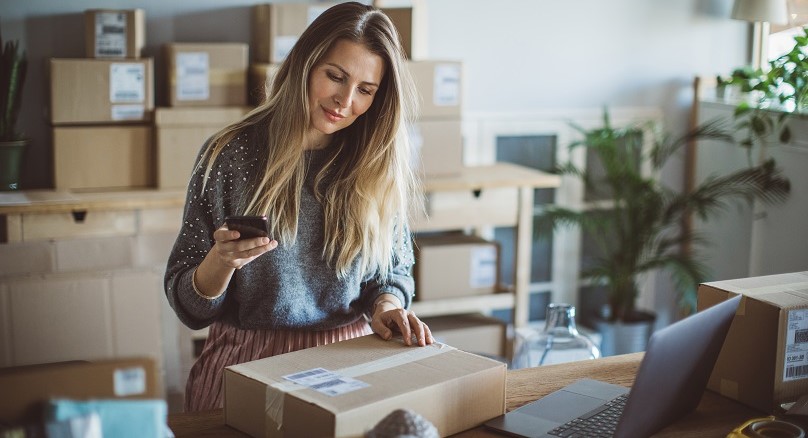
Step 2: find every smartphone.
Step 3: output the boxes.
[225,215,270,240]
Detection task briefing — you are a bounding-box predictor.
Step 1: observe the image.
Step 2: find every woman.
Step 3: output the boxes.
[164,2,433,412]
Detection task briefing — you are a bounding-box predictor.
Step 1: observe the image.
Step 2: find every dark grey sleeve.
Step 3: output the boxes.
[360,223,416,315]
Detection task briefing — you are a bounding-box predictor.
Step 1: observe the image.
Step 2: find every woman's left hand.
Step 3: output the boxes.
[371,305,435,347]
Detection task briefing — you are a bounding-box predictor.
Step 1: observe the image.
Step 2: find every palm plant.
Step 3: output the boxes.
[0,23,27,142]
[539,111,790,322]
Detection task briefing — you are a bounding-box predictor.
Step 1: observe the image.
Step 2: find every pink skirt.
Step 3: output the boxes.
[184,319,373,412]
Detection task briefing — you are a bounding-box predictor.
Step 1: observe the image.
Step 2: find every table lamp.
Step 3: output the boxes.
[732,0,790,70]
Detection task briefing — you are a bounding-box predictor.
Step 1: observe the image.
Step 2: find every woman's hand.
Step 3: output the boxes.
[370,295,434,347]
[212,224,278,269]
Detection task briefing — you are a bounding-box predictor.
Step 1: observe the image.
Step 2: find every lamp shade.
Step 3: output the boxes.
[732,0,789,24]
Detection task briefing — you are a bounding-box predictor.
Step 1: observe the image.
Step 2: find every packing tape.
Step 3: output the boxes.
[264,341,455,432]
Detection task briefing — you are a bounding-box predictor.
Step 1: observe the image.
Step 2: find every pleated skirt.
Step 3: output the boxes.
[184,318,373,412]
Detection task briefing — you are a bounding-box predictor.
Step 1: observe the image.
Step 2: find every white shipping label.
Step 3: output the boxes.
[94,12,127,57]
[113,366,147,396]
[470,246,497,289]
[784,309,808,382]
[109,63,145,103]
[283,367,369,396]
[433,64,461,107]
[176,52,210,101]
[111,104,145,120]
[274,36,298,63]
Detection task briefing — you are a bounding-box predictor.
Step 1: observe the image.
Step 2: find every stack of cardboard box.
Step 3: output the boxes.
[50,9,154,190]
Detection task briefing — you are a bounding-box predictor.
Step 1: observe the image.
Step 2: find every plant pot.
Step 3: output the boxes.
[0,139,28,191]
[593,310,655,357]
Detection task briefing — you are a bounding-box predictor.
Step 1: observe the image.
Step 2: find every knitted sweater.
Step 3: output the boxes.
[164,129,415,331]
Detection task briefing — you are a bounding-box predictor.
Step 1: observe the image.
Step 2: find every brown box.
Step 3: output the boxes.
[248,63,280,105]
[251,3,339,64]
[53,125,153,190]
[698,272,808,413]
[414,233,499,301]
[0,357,159,425]
[408,60,462,119]
[224,334,506,438]
[411,118,463,177]
[154,107,251,189]
[165,43,248,107]
[50,58,154,124]
[381,6,427,60]
[422,313,507,358]
[84,9,145,58]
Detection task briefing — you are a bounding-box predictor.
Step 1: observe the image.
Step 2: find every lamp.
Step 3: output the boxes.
[732,0,790,70]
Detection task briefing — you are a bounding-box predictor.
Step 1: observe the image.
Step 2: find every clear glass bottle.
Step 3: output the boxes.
[513,303,601,368]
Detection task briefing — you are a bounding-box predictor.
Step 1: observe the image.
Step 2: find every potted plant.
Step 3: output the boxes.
[0,24,28,191]
[539,110,790,356]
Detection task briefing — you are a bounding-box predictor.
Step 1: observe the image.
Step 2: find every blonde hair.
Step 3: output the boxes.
[199,2,420,279]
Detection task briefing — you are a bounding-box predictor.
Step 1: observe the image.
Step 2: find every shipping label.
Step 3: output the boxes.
[283,367,369,396]
[109,63,145,103]
[94,12,127,57]
[470,246,497,288]
[113,366,146,396]
[784,309,808,382]
[176,52,210,101]
[433,64,461,106]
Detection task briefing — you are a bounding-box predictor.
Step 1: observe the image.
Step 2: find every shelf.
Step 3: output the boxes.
[411,293,515,318]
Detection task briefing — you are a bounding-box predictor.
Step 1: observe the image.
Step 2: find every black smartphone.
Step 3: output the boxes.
[225,215,270,240]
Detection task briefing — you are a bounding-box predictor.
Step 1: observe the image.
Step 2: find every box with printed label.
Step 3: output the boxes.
[422,313,507,358]
[224,334,506,438]
[414,233,499,301]
[84,9,145,58]
[164,43,248,107]
[248,63,280,105]
[407,60,462,119]
[698,271,808,413]
[154,107,251,189]
[49,58,154,124]
[251,3,339,64]
[0,357,159,426]
[53,125,153,190]
[410,118,463,177]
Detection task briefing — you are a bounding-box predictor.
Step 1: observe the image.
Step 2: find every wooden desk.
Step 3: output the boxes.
[167,353,764,437]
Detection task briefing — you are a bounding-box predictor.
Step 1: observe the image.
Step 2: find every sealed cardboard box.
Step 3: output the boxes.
[251,3,339,64]
[422,313,507,358]
[224,334,506,438]
[410,118,463,177]
[165,43,248,107]
[84,9,145,58]
[408,60,462,119]
[698,272,808,413]
[248,63,280,105]
[414,233,499,301]
[50,58,154,124]
[53,125,153,190]
[154,107,250,189]
[0,357,159,425]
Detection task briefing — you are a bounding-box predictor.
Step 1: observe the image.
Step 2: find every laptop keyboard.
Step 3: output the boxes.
[548,393,628,437]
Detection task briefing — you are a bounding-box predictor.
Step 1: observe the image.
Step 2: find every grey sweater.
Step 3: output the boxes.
[164,129,415,331]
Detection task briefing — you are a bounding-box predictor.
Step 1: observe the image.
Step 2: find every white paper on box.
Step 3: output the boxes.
[176,52,210,101]
[433,64,461,106]
[94,12,127,57]
[273,36,298,63]
[784,309,808,382]
[113,366,146,396]
[283,368,369,396]
[109,63,145,103]
[111,105,145,121]
[469,246,497,288]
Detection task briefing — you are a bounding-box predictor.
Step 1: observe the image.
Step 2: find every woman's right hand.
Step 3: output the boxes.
[212,225,278,269]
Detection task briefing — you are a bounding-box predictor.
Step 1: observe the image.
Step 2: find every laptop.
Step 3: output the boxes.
[485,294,742,438]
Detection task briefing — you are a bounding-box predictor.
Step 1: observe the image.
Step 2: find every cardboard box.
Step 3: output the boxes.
[50,58,154,124]
[154,107,251,189]
[224,334,506,438]
[165,43,248,107]
[0,357,159,426]
[53,125,153,190]
[698,272,808,413]
[410,118,463,177]
[251,3,339,64]
[408,60,462,119]
[414,233,499,301]
[84,9,145,58]
[248,63,280,106]
[422,313,507,358]
[381,6,428,60]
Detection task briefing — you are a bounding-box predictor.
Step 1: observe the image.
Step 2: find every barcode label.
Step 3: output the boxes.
[787,365,808,379]
[785,309,808,382]
[796,329,808,344]
[282,367,368,396]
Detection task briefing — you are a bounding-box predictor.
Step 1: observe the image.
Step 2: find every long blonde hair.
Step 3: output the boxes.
[200,2,420,279]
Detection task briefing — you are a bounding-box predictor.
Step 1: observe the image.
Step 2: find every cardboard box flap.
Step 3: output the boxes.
[703,272,808,308]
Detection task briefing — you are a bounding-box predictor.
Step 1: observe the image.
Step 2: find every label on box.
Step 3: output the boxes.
[784,309,808,382]
[111,104,145,120]
[274,36,298,63]
[94,12,127,57]
[113,366,147,396]
[176,52,210,101]
[283,367,369,396]
[109,63,145,103]
[433,64,461,107]
[470,246,497,288]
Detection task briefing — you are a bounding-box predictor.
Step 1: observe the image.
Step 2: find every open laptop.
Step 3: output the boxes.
[485,294,742,438]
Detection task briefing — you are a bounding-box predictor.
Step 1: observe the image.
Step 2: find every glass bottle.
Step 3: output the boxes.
[513,303,601,368]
